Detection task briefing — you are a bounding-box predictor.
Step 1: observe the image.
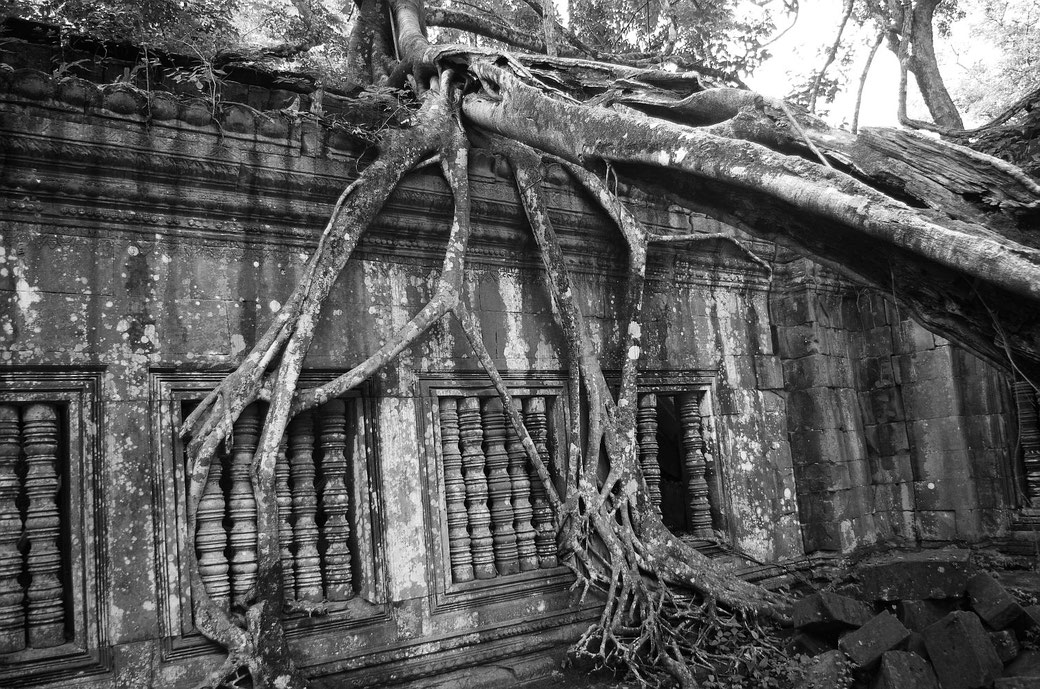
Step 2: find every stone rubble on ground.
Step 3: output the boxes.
[790,549,1040,689]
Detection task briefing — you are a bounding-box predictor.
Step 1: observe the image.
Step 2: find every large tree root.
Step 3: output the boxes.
[182,76,465,688]
[181,90,792,687]
[473,136,789,686]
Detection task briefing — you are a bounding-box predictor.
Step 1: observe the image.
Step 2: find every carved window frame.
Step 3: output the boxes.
[150,370,389,663]
[0,368,110,687]
[635,370,732,546]
[418,372,574,613]
[1011,380,1040,514]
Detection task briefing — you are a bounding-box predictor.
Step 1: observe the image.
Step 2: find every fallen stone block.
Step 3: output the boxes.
[905,631,928,661]
[922,611,1003,689]
[794,649,850,689]
[968,572,1025,630]
[793,591,874,634]
[1013,604,1040,634]
[990,629,1020,664]
[871,651,939,689]
[898,598,960,632]
[857,549,972,601]
[839,611,910,670]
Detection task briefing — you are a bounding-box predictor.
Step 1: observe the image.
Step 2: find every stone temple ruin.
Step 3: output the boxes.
[1,21,1040,689]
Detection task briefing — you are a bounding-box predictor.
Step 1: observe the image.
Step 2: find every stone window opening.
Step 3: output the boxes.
[0,370,107,686]
[0,402,72,654]
[155,371,385,661]
[183,400,362,612]
[437,393,562,584]
[637,390,724,542]
[1013,380,1040,507]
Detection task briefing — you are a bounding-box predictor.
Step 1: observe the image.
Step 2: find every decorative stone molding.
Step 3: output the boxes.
[419,372,574,614]
[633,371,728,543]
[149,371,388,662]
[0,369,110,687]
[0,86,774,290]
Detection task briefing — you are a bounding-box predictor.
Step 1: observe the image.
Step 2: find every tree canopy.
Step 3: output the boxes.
[4,1,1039,687]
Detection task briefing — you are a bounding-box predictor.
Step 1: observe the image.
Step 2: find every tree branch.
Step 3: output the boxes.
[852,30,884,133]
[807,0,854,113]
[451,301,563,511]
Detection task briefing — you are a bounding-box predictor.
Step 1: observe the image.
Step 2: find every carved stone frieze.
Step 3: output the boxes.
[1,90,775,287]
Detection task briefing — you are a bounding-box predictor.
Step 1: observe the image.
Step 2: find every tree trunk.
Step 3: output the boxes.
[906,0,964,129]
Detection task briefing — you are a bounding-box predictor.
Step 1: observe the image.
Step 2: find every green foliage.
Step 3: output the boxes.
[776,0,1039,126]
[933,0,967,37]
[786,48,858,117]
[944,0,1040,123]
[7,0,241,57]
[566,0,792,77]
[689,612,805,689]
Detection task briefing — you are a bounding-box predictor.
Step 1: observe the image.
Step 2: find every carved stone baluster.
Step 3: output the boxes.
[22,404,64,648]
[228,404,260,605]
[439,398,473,582]
[523,397,557,568]
[506,398,538,572]
[0,405,25,652]
[637,394,662,516]
[195,423,230,610]
[318,400,353,601]
[459,397,496,579]
[274,436,295,602]
[678,393,712,538]
[288,411,323,602]
[482,398,519,576]
[1014,381,1040,505]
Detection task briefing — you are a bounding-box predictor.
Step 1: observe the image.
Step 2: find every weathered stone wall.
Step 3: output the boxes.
[773,259,1016,554]
[0,70,811,687]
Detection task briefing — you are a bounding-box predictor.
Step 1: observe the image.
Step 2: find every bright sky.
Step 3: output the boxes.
[557,0,1017,130]
[746,0,901,128]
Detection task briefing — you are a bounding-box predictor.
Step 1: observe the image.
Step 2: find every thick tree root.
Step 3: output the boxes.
[180,77,461,687]
[481,138,790,686]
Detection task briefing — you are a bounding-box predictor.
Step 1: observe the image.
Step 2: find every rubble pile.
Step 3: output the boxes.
[791,550,1040,689]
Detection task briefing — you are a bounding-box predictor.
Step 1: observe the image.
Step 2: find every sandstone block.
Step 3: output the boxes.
[755,355,784,389]
[801,521,842,551]
[922,611,1003,689]
[870,651,938,689]
[858,549,972,601]
[916,510,959,541]
[905,631,928,660]
[1014,604,1040,634]
[793,591,874,634]
[839,611,910,670]
[898,599,959,632]
[967,572,1025,630]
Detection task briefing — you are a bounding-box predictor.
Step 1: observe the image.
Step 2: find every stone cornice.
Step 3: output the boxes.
[0,84,773,290]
